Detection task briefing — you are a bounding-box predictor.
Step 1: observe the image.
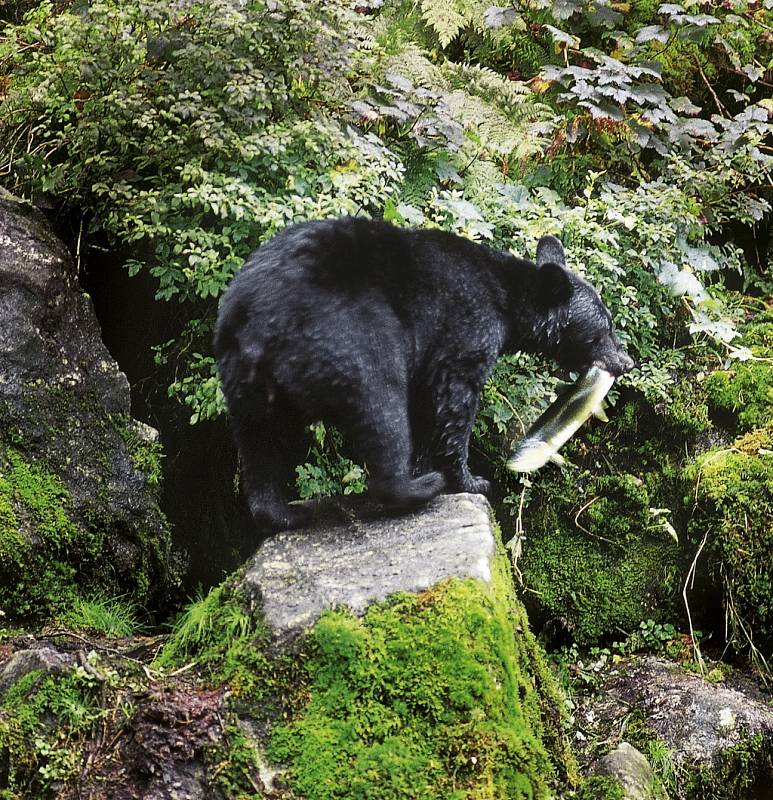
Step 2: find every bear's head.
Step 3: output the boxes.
[535,235,634,378]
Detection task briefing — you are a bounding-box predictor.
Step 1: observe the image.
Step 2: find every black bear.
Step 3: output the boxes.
[213,218,633,531]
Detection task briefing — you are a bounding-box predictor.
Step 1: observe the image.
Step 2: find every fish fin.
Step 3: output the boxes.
[592,406,609,423]
[553,380,574,399]
[548,452,566,466]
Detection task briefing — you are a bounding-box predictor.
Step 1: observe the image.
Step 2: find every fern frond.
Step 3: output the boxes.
[443,90,551,161]
[420,0,488,48]
[378,43,555,169]
[420,0,466,47]
[386,43,446,88]
[444,62,555,138]
[446,62,534,109]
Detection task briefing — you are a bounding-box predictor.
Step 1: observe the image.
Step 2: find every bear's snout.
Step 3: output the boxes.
[599,349,634,377]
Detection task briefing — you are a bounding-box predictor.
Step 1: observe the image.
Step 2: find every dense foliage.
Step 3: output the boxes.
[1,0,771,666]
[3,1,769,418]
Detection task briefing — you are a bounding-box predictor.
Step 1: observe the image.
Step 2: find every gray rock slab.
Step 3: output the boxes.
[0,646,74,697]
[239,492,496,642]
[608,657,773,763]
[596,742,655,800]
[580,656,773,767]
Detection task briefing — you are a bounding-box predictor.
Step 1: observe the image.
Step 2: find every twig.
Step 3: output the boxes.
[573,496,624,549]
[694,55,727,117]
[573,496,600,536]
[683,528,709,675]
[76,215,84,277]
[42,629,166,675]
[510,481,528,584]
[168,660,199,677]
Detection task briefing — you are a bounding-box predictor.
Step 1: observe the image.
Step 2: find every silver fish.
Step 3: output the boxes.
[506,365,615,473]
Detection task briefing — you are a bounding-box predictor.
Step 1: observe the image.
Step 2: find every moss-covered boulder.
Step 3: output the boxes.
[0,190,176,623]
[157,494,578,798]
[684,311,773,664]
[517,418,685,645]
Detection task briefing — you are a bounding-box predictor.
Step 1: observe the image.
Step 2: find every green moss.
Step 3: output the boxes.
[520,468,680,644]
[207,722,267,798]
[0,448,83,619]
[663,380,712,436]
[0,443,174,624]
[703,314,773,433]
[684,428,773,659]
[266,550,575,799]
[0,666,102,797]
[704,362,773,432]
[574,775,625,800]
[682,734,772,800]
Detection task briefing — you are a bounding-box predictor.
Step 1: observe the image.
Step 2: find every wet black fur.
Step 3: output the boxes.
[213,217,633,531]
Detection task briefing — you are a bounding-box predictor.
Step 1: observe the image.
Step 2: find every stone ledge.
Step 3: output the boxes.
[239,492,495,641]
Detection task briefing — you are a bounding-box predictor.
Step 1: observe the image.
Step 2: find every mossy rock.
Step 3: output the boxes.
[0,192,177,624]
[574,774,626,800]
[0,449,83,619]
[680,734,773,800]
[0,444,172,624]
[157,497,579,798]
[265,580,567,799]
[519,464,681,645]
[684,427,773,659]
[584,657,773,800]
[675,309,773,664]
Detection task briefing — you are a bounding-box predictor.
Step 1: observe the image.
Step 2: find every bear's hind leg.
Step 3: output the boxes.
[228,401,311,532]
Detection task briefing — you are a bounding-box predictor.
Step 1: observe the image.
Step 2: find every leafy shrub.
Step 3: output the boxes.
[0,0,404,305]
[296,424,367,500]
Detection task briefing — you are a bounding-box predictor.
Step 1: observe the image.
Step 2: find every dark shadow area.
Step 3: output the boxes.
[710,216,771,292]
[82,250,263,592]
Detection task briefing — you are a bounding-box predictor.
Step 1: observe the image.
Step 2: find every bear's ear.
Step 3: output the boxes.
[536,235,566,268]
[536,261,573,307]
